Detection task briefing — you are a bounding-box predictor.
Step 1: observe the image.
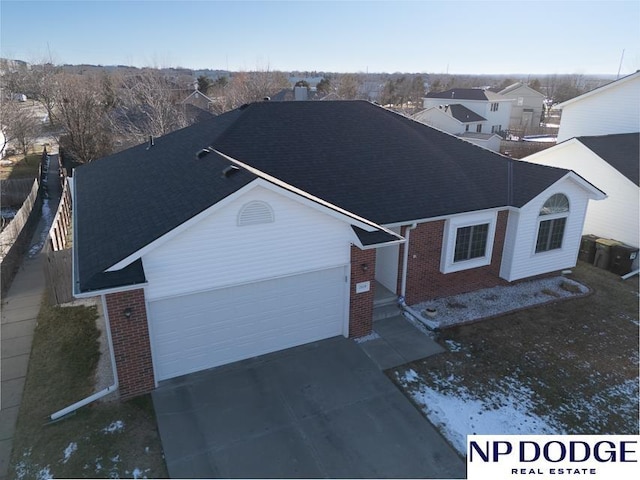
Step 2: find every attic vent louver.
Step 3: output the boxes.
[237,201,274,226]
[222,164,240,177]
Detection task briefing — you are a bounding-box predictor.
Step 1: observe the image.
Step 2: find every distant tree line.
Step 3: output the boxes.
[1,60,607,164]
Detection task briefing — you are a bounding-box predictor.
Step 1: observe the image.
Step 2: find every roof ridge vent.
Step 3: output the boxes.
[222,164,240,177]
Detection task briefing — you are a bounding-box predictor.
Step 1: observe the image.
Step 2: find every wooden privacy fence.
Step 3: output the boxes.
[43,179,74,304]
[0,177,42,295]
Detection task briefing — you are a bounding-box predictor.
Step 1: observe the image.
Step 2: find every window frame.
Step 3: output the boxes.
[441,211,498,273]
[533,194,570,255]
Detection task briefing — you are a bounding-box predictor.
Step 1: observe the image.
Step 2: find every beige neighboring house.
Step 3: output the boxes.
[553,71,640,143]
[498,82,545,132]
[412,104,501,152]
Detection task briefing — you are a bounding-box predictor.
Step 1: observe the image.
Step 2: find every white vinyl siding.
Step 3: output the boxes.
[525,141,638,249]
[556,76,640,142]
[500,176,590,281]
[142,185,353,301]
[375,227,401,293]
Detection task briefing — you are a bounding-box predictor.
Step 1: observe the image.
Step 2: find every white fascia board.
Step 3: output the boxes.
[73,281,150,299]
[382,206,514,230]
[359,239,406,250]
[520,172,607,213]
[520,137,579,163]
[253,179,377,232]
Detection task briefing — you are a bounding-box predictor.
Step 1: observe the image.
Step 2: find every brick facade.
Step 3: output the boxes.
[105,289,155,400]
[400,211,509,304]
[349,245,376,338]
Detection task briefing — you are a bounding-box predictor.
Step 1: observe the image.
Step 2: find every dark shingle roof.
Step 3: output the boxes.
[448,104,486,122]
[75,101,569,293]
[74,109,255,293]
[426,88,503,101]
[577,133,640,186]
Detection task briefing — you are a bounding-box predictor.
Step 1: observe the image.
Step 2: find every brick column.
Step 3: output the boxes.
[349,245,376,338]
[105,289,155,400]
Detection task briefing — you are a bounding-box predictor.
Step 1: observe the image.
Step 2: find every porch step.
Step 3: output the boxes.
[373,304,401,322]
[374,281,397,308]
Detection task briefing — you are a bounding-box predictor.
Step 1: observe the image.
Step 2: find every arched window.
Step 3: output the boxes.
[237,201,275,226]
[539,193,569,216]
[535,194,569,253]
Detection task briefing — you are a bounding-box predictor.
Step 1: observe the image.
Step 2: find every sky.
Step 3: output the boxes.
[1,0,639,75]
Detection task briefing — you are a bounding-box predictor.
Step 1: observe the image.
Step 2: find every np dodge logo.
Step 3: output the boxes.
[466,435,639,479]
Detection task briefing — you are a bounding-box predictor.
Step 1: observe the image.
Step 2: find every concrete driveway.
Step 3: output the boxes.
[152,336,465,479]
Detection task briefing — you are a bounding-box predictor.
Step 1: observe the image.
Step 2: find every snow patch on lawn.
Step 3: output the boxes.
[399,369,563,456]
[62,442,77,464]
[132,467,151,479]
[102,420,125,434]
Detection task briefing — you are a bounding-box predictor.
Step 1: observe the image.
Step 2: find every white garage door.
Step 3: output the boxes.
[149,267,347,381]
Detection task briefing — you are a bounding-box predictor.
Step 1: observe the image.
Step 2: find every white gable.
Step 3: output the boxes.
[142,185,354,301]
[556,73,640,142]
[500,173,600,281]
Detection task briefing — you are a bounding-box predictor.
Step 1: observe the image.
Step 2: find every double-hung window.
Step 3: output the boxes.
[454,224,489,262]
[535,194,569,253]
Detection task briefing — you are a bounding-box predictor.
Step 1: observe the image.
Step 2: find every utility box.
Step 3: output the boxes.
[593,238,620,270]
[578,234,599,264]
[610,244,639,276]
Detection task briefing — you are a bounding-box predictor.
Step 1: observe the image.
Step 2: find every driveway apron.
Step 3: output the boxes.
[152,336,465,479]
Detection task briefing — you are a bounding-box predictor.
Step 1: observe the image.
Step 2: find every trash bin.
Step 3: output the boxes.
[610,244,639,276]
[593,238,620,270]
[578,234,599,263]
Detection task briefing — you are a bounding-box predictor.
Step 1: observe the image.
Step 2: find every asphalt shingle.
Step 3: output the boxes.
[74,101,569,293]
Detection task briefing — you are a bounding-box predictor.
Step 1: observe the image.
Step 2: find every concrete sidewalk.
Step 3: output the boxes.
[0,253,45,480]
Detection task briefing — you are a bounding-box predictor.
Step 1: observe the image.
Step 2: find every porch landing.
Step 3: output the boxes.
[358,315,445,370]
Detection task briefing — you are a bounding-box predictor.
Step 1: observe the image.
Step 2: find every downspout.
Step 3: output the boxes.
[49,295,119,421]
[397,223,437,330]
[399,223,417,300]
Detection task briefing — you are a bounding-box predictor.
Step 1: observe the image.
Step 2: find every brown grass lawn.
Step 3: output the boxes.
[9,302,168,479]
[392,261,639,438]
[0,153,43,180]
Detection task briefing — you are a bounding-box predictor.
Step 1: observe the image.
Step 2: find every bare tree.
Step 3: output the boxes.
[23,63,60,126]
[110,69,189,145]
[0,101,41,159]
[335,74,360,100]
[55,74,112,163]
[217,69,290,111]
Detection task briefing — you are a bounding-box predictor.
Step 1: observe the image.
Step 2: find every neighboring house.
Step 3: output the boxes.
[181,88,216,112]
[554,71,640,143]
[524,132,639,263]
[412,104,501,152]
[498,82,545,132]
[72,101,604,400]
[423,88,513,136]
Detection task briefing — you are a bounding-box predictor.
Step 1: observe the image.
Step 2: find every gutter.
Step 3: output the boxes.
[50,295,119,421]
